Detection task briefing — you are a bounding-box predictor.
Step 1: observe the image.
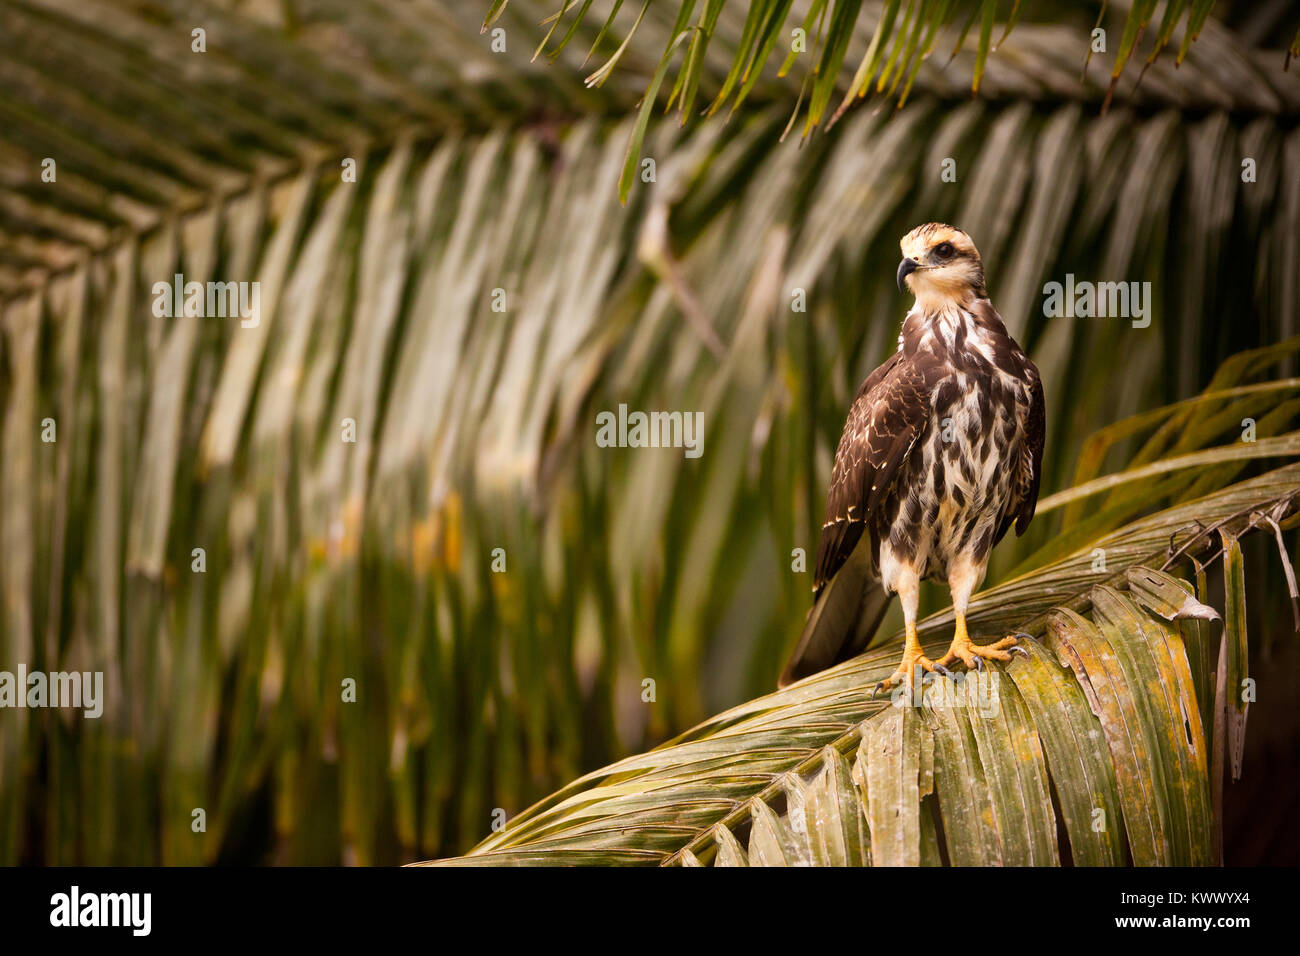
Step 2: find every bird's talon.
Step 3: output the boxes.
[938,630,1026,672]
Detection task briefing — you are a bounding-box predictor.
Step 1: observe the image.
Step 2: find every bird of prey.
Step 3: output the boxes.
[779,223,1045,694]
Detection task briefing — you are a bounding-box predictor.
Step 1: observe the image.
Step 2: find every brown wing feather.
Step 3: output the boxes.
[1015,359,1046,535]
[813,347,936,592]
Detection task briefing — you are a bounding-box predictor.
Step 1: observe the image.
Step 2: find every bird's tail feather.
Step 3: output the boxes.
[778,555,892,688]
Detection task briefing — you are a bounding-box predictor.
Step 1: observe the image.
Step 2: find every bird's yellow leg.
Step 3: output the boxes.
[936,611,1026,671]
[873,621,946,698]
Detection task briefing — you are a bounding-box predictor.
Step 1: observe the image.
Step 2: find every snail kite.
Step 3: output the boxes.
[779,223,1045,695]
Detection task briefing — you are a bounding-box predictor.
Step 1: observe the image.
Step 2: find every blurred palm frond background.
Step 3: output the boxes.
[0,0,1298,864]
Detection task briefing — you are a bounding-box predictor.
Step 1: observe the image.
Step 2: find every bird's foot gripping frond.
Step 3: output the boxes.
[937,627,1030,672]
[872,626,950,701]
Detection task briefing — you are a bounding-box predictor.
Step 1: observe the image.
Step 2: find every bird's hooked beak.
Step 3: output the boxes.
[897,257,919,293]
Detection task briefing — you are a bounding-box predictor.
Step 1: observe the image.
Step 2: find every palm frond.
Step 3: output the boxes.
[487,0,1300,183]
[432,462,1296,866]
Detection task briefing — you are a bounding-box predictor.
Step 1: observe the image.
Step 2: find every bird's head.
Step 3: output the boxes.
[896,223,986,311]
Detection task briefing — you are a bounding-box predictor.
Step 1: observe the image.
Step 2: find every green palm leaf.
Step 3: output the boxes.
[432,462,1295,865]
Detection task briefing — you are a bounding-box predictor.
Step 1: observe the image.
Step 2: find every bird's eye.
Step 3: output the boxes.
[934,241,955,260]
